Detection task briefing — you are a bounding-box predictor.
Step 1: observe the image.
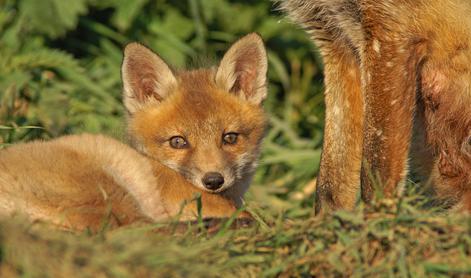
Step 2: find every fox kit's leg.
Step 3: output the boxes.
[281,0,364,212]
[153,162,251,220]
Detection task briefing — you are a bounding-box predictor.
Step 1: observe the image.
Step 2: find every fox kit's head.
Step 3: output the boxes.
[121,33,267,199]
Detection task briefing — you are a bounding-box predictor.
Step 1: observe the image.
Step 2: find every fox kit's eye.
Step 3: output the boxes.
[169,136,188,149]
[223,132,238,145]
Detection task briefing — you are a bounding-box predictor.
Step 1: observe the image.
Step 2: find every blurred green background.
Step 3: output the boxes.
[0,0,325,211]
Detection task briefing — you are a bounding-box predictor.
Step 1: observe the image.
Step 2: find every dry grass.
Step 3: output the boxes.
[1,189,470,277]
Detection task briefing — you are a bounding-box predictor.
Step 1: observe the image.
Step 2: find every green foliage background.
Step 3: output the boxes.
[2,1,470,277]
[0,0,325,209]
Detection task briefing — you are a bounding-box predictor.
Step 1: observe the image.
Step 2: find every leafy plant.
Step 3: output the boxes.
[0,0,323,206]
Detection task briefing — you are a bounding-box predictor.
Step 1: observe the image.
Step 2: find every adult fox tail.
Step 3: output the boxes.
[279,0,364,57]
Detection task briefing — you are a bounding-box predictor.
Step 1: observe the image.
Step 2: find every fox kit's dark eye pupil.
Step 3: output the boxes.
[169,136,188,149]
[223,133,238,145]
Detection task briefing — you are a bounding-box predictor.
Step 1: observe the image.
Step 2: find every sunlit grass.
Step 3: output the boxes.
[1,189,470,277]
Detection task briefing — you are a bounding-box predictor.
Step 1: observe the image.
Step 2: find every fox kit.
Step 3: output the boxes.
[0,33,268,230]
[281,0,471,212]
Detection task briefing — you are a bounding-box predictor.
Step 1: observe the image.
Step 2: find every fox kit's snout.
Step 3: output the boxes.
[121,33,268,202]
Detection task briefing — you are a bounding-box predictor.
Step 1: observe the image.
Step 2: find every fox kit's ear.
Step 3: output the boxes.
[122,43,177,113]
[215,33,268,105]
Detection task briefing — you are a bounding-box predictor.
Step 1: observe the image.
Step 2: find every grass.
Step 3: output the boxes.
[1,1,471,277]
[1,189,470,277]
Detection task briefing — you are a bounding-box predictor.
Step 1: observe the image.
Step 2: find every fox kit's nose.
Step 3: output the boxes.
[202,172,224,190]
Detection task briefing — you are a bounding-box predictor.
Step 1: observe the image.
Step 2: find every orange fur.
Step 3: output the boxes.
[281,0,471,212]
[0,134,246,231]
[0,33,268,230]
[123,33,267,206]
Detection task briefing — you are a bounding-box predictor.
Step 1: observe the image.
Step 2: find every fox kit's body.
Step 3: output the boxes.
[0,134,243,230]
[0,33,268,229]
[282,0,471,212]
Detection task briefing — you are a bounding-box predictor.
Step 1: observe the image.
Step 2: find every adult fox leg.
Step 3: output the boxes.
[358,1,426,201]
[316,45,363,212]
[281,0,364,212]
